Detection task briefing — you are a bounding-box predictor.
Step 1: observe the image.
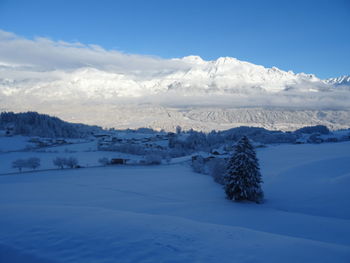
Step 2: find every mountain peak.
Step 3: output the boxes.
[181,55,205,64]
[1,53,349,110]
[326,75,350,86]
[214,56,239,65]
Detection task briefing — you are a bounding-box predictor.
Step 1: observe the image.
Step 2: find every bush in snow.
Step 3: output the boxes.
[207,158,227,185]
[98,157,110,166]
[53,157,66,169]
[191,155,227,184]
[12,157,41,172]
[165,155,172,164]
[191,155,206,174]
[224,136,264,203]
[65,157,78,168]
[12,159,27,172]
[26,157,41,170]
[144,154,162,165]
[53,156,79,169]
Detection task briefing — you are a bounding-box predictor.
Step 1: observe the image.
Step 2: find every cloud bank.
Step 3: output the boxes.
[0,29,349,112]
[0,30,187,74]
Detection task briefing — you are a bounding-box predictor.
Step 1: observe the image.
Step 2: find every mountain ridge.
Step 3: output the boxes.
[0,55,349,131]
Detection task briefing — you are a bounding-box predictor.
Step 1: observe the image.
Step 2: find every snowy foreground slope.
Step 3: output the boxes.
[0,142,350,262]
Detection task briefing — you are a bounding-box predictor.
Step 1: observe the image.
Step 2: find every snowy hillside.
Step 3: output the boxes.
[0,111,101,138]
[0,141,349,262]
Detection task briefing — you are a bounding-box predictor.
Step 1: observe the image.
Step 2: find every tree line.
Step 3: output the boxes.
[1,111,101,138]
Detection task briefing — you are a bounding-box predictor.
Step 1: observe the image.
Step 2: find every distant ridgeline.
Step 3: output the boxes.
[0,111,101,138]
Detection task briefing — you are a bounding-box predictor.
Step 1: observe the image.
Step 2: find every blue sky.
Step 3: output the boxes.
[0,0,349,78]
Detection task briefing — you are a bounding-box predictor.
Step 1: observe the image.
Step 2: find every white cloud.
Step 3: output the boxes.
[0,29,349,113]
[0,29,188,74]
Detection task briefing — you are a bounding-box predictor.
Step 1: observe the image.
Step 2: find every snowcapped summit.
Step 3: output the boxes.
[162,55,327,93]
[326,75,350,86]
[0,54,348,109]
[180,55,206,64]
[214,56,239,65]
[0,29,349,131]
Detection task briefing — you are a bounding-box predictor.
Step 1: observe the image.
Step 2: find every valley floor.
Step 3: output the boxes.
[0,142,350,262]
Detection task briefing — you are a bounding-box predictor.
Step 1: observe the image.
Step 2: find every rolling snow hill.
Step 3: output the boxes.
[0,141,349,262]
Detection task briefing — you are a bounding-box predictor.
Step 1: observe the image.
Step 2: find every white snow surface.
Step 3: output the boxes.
[0,141,350,262]
[0,135,35,152]
[0,138,142,174]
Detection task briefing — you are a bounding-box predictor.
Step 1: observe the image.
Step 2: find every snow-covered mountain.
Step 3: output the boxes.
[0,55,342,100]
[325,75,350,87]
[168,55,324,93]
[1,55,349,131]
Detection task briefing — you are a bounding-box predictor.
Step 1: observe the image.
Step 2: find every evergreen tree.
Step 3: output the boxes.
[224,136,264,203]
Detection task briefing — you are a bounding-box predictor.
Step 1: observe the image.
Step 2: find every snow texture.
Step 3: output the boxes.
[0,141,350,262]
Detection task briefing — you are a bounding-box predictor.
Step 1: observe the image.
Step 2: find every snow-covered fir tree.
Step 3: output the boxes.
[224,136,264,203]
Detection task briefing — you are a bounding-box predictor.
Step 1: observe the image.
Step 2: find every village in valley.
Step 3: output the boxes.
[1,111,350,178]
[1,112,350,263]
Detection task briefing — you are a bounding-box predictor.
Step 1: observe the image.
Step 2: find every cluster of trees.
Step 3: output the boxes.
[12,157,41,172]
[0,111,101,138]
[98,143,176,161]
[192,156,227,184]
[192,136,264,203]
[169,124,338,155]
[169,126,299,154]
[102,125,304,162]
[295,125,330,134]
[53,157,79,169]
[12,156,80,172]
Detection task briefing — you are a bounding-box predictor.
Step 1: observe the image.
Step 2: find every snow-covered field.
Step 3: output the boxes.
[0,137,143,174]
[0,141,349,262]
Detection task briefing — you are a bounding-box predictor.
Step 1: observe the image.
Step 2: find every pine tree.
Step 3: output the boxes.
[224,136,264,203]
